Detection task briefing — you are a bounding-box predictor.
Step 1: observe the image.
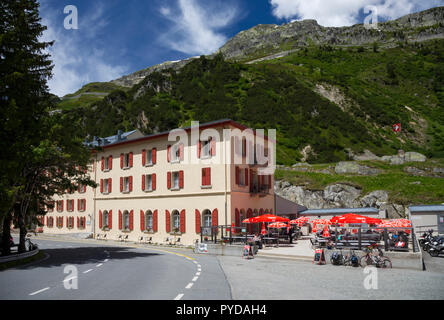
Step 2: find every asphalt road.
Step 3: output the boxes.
[0,238,231,300]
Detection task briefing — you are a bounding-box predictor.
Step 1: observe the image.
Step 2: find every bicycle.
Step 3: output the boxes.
[360,245,391,268]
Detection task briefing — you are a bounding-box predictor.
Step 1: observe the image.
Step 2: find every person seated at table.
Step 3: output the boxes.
[253,233,263,249]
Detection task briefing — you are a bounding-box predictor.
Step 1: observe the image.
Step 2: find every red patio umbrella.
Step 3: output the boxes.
[330,213,382,225]
[268,222,289,229]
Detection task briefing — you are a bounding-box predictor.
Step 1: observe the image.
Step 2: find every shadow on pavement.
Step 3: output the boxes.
[14,246,161,270]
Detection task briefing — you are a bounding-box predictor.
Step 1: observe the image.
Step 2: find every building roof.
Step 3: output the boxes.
[408,205,444,213]
[275,195,307,215]
[299,207,379,215]
[85,129,142,148]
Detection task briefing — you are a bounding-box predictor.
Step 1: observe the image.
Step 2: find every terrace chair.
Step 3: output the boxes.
[174,238,181,246]
[123,235,128,242]
[103,234,107,241]
[146,237,153,244]
[138,236,144,243]
[117,235,123,241]
[96,233,101,240]
[164,237,170,245]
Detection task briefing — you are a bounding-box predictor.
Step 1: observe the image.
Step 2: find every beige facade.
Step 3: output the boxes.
[43,120,275,246]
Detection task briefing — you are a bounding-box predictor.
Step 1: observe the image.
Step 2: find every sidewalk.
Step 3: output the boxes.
[257,237,315,261]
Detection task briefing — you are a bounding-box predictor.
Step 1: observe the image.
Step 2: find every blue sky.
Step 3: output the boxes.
[38,0,441,97]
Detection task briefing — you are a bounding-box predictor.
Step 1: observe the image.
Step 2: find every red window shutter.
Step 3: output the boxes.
[167,172,171,189]
[268,175,271,189]
[179,143,184,161]
[142,174,145,191]
[179,171,184,188]
[83,185,86,193]
[109,155,113,170]
[118,210,122,230]
[109,178,112,193]
[235,166,239,185]
[120,177,123,192]
[207,168,211,185]
[197,141,201,158]
[120,153,124,169]
[99,210,102,228]
[211,138,216,156]
[142,149,146,166]
[167,145,171,162]
[77,199,80,211]
[129,210,134,230]
[77,217,79,228]
[61,200,64,211]
[195,209,201,234]
[100,179,103,193]
[235,209,240,228]
[165,210,171,233]
[101,157,104,171]
[84,199,87,211]
[150,210,156,232]
[201,168,205,186]
[245,169,249,186]
[152,148,157,164]
[140,210,145,231]
[180,209,186,233]
[129,152,133,167]
[108,210,112,229]
[129,176,133,192]
[46,216,48,226]
[212,209,218,227]
[152,174,156,190]
[250,169,253,191]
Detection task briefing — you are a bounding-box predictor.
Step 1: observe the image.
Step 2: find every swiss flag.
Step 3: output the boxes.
[393,123,401,132]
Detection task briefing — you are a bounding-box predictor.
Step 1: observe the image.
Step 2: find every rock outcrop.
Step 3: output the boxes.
[275,181,406,218]
[335,161,381,175]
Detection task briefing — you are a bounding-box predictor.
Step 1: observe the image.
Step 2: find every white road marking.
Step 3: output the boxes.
[192,276,198,282]
[198,268,201,272]
[185,283,194,289]
[196,272,201,276]
[96,263,103,267]
[103,259,109,262]
[197,264,201,268]
[29,287,50,296]
[193,261,198,264]
[83,269,93,274]
[174,293,184,300]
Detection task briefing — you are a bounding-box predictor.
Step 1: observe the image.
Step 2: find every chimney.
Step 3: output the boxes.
[117,130,123,141]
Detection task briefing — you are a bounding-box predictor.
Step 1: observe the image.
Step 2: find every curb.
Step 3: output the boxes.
[0,248,40,263]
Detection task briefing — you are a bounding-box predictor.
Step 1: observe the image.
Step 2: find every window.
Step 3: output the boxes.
[202,140,211,158]
[145,210,153,231]
[79,217,86,229]
[120,176,132,193]
[103,210,109,229]
[48,201,55,212]
[123,210,130,230]
[172,210,180,232]
[78,184,86,193]
[147,150,153,165]
[202,209,212,236]
[101,178,112,194]
[78,199,86,212]
[57,200,63,212]
[143,174,156,191]
[67,200,74,212]
[121,152,133,169]
[172,172,180,189]
[67,216,74,229]
[239,168,245,186]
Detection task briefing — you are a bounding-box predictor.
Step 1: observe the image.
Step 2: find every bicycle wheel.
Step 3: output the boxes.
[360,255,372,267]
[380,257,392,268]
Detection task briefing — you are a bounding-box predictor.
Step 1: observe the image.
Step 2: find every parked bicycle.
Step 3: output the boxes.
[360,244,392,268]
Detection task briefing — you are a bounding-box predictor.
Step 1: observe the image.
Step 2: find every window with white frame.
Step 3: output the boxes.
[67,200,74,212]
[104,179,110,193]
[145,174,153,191]
[202,209,212,236]
[57,200,63,212]
[202,139,211,158]
[103,210,109,229]
[145,210,153,231]
[123,210,130,230]
[172,172,180,189]
[172,210,180,232]
[79,199,86,212]
[146,149,153,165]
[123,177,130,192]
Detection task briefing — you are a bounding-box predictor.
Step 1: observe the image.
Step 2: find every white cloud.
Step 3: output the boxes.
[158,0,238,55]
[269,0,442,27]
[39,2,127,97]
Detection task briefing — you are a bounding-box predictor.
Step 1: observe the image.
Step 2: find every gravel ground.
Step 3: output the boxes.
[218,256,444,300]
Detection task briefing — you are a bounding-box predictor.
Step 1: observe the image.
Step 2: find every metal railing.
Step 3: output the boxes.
[316,225,418,253]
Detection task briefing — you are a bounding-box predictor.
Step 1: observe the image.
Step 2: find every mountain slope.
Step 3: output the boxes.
[58,7,444,165]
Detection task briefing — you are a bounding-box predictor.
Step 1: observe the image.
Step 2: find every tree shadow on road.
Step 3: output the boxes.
[13,246,162,270]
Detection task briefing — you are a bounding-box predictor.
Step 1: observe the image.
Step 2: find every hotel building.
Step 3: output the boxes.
[42,119,275,246]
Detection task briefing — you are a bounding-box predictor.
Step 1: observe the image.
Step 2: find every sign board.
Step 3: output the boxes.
[242,228,246,233]
[313,248,326,265]
[195,243,208,254]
